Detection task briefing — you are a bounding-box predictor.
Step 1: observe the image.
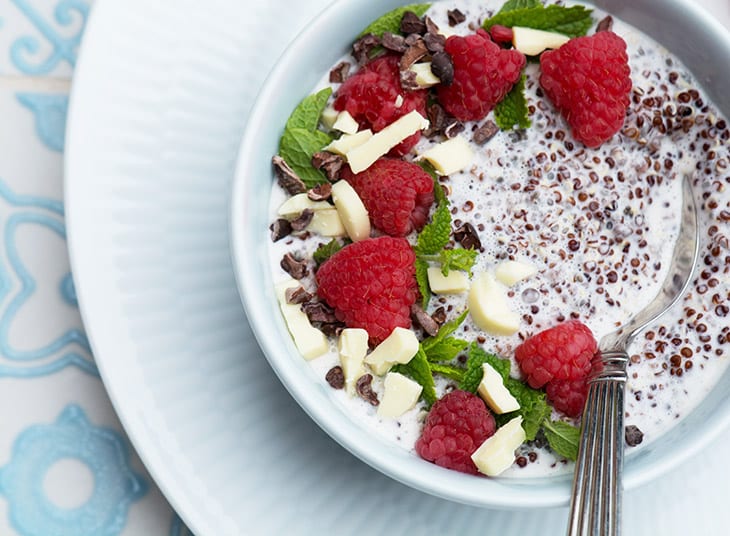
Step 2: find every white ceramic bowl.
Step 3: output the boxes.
[231,0,730,508]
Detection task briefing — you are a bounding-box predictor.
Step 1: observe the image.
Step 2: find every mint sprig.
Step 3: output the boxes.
[414,200,451,256]
[498,0,541,13]
[278,88,334,188]
[413,200,478,307]
[286,88,333,132]
[484,4,594,37]
[459,342,511,393]
[358,4,431,38]
[421,310,469,362]
[494,74,531,131]
[543,419,581,460]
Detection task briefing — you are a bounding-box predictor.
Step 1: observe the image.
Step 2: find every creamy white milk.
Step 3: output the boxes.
[267,0,730,477]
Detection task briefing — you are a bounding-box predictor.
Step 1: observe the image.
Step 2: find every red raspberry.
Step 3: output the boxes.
[514,320,597,389]
[316,236,418,344]
[436,31,525,121]
[546,377,589,418]
[539,31,632,148]
[416,390,496,475]
[334,55,427,156]
[341,158,434,237]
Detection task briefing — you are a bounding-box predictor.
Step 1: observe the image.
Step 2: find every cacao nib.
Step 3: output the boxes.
[329,61,351,83]
[596,15,614,33]
[430,51,454,86]
[411,304,440,336]
[473,120,500,145]
[307,183,332,201]
[356,374,380,406]
[431,306,447,325]
[447,9,466,26]
[352,33,381,65]
[290,209,314,231]
[400,11,426,35]
[302,301,338,324]
[325,366,345,389]
[444,121,465,139]
[382,31,408,53]
[311,151,344,181]
[423,31,446,54]
[399,38,428,70]
[280,252,308,279]
[625,425,644,447]
[285,285,312,304]
[270,218,292,242]
[453,222,482,250]
[272,155,306,195]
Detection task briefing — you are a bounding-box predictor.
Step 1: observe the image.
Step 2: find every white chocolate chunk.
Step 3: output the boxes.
[468,272,520,336]
[477,363,520,414]
[345,110,429,173]
[307,208,346,237]
[332,110,360,135]
[427,266,469,294]
[418,136,474,176]
[494,260,538,287]
[278,193,331,218]
[512,26,570,56]
[378,372,423,417]
[409,62,441,88]
[364,327,419,376]
[338,328,369,395]
[324,129,373,156]
[471,416,526,476]
[320,105,339,130]
[275,279,329,360]
[331,180,370,241]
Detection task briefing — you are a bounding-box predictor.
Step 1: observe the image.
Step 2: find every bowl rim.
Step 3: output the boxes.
[230,0,730,509]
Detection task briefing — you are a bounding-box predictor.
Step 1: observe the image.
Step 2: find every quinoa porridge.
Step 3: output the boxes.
[265,0,730,477]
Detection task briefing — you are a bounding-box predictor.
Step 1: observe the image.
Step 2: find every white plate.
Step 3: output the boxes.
[65,0,730,534]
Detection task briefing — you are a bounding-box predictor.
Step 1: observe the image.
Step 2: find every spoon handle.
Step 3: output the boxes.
[567,349,629,536]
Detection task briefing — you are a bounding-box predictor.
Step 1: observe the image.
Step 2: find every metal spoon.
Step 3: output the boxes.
[567,176,700,536]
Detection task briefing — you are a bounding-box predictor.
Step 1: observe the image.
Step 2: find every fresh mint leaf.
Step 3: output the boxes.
[459,342,511,393]
[393,347,437,406]
[422,309,468,349]
[498,0,542,13]
[415,258,431,308]
[439,248,478,276]
[423,337,468,363]
[501,378,551,440]
[430,363,466,382]
[494,74,531,130]
[421,310,469,362]
[415,200,451,255]
[484,5,594,37]
[358,4,431,38]
[285,88,333,132]
[543,419,581,461]
[279,127,332,187]
[313,238,343,266]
